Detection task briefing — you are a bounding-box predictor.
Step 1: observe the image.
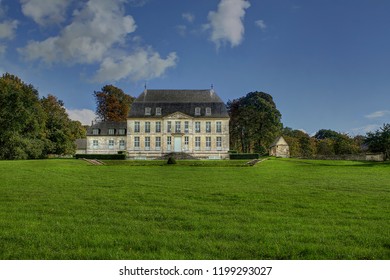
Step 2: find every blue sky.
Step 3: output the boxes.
[1,0,389,135]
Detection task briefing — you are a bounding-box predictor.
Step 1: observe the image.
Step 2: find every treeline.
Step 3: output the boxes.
[0,73,85,160]
[228,91,389,160]
[282,128,365,158]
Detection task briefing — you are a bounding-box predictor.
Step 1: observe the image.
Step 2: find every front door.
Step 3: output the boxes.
[174,136,182,152]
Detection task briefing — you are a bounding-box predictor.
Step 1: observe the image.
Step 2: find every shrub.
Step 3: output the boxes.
[229,153,259,160]
[167,157,177,165]
[228,150,238,154]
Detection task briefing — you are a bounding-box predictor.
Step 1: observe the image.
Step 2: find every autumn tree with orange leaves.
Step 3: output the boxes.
[94,85,135,122]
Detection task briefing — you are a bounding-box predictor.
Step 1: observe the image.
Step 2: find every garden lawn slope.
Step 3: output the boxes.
[0,158,389,259]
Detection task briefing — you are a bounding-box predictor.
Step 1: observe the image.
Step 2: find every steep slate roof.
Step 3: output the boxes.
[128,89,229,118]
[86,121,127,136]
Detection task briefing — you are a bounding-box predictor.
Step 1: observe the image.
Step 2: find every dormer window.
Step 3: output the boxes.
[156,107,162,116]
[145,107,151,115]
[205,107,211,116]
[92,128,99,135]
[118,128,126,135]
[195,107,201,116]
[108,128,115,135]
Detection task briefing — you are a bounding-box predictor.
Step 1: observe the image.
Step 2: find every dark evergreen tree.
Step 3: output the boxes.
[0,73,46,159]
[227,91,282,153]
[365,123,390,160]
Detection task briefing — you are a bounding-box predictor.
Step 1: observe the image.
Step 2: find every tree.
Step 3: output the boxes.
[41,94,86,155]
[282,127,315,157]
[227,91,282,153]
[0,73,47,159]
[94,85,135,121]
[365,123,390,160]
[314,129,341,140]
[314,129,360,155]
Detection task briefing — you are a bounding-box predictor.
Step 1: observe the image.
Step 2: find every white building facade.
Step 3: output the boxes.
[86,89,230,159]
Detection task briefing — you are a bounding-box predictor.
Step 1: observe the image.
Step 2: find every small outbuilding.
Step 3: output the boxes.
[269,136,290,158]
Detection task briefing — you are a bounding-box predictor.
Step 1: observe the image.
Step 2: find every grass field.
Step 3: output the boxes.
[0,158,389,260]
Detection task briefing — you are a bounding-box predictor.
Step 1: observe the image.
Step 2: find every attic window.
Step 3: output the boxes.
[145,107,151,115]
[118,128,126,135]
[205,107,211,116]
[92,128,99,135]
[108,128,115,135]
[156,107,162,116]
[195,107,201,116]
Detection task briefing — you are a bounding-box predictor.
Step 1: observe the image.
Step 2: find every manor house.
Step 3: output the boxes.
[86,89,230,159]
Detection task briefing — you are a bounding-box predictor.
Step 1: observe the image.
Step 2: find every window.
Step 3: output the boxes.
[167,121,172,133]
[184,136,189,151]
[155,121,161,133]
[155,137,161,150]
[109,139,114,149]
[216,137,222,150]
[156,107,162,116]
[216,121,222,133]
[167,136,172,151]
[145,107,151,115]
[134,122,140,133]
[195,122,201,133]
[205,107,211,116]
[134,137,140,149]
[195,107,201,116]
[195,137,201,150]
[93,140,99,148]
[92,128,99,135]
[145,122,150,133]
[118,128,126,135]
[206,122,211,133]
[175,121,181,133]
[108,128,115,135]
[119,140,126,150]
[206,137,211,150]
[145,137,150,150]
[184,121,189,133]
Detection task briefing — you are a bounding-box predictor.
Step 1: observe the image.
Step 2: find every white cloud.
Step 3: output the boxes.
[94,48,177,82]
[0,19,18,39]
[0,19,18,55]
[182,13,195,23]
[255,19,267,31]
[20,0,71,26]
[20,0,137,64]
[351,124,380,135]
[66,108,97,125]
[176,25,187,37]
[365,110,390,119]
[19,0,177,83]
[128,0,149,7]
[207,0,251,48]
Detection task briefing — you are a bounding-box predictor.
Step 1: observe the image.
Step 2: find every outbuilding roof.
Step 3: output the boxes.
[269,136,289,148]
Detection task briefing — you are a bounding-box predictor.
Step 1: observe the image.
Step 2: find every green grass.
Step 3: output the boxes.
[0,158,389,260]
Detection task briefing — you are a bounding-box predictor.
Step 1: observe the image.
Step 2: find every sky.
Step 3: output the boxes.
[1,0,390,135]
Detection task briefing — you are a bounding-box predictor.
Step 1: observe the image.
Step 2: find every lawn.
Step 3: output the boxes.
[0,158,389,260]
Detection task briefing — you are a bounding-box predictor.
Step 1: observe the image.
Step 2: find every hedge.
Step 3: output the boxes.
[75,154,126,160]
[229,153,259,160]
